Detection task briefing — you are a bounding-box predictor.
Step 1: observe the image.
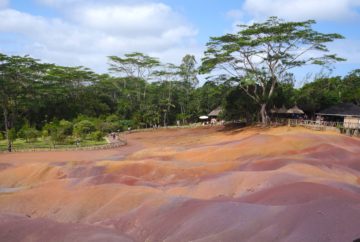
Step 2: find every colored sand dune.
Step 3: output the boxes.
[0,126,360,242]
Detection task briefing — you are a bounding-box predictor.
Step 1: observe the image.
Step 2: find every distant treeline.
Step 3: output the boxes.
[1,51,359,145]
[0,52,227,151]
[1,17,359,151]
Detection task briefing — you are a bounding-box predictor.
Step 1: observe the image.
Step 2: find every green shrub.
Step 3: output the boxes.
[42,122,65,146]
[98,121,119,133]
[119,120,134,130]
[59,120,73,136]
[8,128,17,142]
[0,132,4,140]
[18,123,39,143]
[106,114,119,123]
[74,120,96,138]
[88,131,104,141]
[64,136,76,145]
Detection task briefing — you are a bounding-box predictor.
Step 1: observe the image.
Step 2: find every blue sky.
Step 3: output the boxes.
[1,0,360,84]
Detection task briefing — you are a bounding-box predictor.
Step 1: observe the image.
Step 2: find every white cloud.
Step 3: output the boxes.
[72,3,193,38]
[0,0,8,8]
[0,1,199,72]
[240,0,360,21]
[226,9,243,20]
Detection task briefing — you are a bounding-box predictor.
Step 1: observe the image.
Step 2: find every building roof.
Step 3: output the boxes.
[317,103,360,117]
[287,105,304,114]
[208,107,222,117]
[270,106,288,114]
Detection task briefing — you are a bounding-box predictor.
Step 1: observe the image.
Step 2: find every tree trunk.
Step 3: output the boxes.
[3,107,12,152]
[180,104,185,124]
[260,103,268,126]
[163,112,167,127]
[143,85,147,99]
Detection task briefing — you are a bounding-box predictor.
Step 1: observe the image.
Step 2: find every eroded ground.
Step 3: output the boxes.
[0,126,360,242]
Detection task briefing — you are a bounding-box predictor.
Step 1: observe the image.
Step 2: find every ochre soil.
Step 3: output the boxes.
[0,126,360,242]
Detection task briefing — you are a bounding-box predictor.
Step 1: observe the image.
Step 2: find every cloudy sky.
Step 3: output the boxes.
[0,0,360,81]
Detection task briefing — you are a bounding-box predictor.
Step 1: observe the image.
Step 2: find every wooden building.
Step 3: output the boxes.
[270,105,288,118]
[286,105,305,115]
[316,103,360,129]
[344,116,360,129]
[208,107,223,120]
[271,105,305,119]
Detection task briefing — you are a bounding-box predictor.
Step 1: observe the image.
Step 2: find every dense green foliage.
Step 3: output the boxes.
[0,17,359,152]
[0,52,226,151]
[296,70,360,115]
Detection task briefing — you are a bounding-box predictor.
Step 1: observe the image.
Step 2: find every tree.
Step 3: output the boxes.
[108,53,161,123]
[224,86,259,123]
[196,80,229,115]
[153,63,179,126]
[341,70,360,105]
[40,65,99,120]
[108,52,160,99]
[0,54,48,151]
[178,55,199,123]
[180,55,198,88]
[296,76,343,116]
[18,122,39,143]
[200,17,345,125]
[42,122,61,148]
[74,120,96,139]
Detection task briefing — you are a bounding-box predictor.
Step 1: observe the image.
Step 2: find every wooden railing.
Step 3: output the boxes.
[271,117,360,137]
[270,118,345,131]
[343,122,360,129]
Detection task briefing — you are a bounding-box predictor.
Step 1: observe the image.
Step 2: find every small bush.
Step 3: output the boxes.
[42,122,65,146]
[106,114,119,123]
[59,120,73,136]
[98,121,119,133]
[74,120,96,138]
[8,128,17,142]
[88,131,104,141]
[119,120,134,130]
[18,123,39,143]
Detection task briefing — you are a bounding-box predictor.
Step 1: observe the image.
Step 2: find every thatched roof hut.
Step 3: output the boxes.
[317,103,360,117]
[270,106,288,114]
[287,105,305,114]
[208,107,223,117]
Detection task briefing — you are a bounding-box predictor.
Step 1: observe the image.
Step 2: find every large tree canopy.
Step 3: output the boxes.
[0,54,49,151]
[108,52,160,82]
[200,17,345,124]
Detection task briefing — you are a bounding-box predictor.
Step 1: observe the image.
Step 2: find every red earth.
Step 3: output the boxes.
[0,126,360,242]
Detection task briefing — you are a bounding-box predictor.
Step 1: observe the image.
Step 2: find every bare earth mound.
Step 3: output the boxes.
[0,126,360,242]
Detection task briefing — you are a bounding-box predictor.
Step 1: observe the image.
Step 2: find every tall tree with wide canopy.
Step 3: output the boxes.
[178,54,199,123]
[108,52,160,88]
[108,53,160,117]
[180,54,198,88]
[153,63,179,126]
[200,17,345,124]
[0,54,48,151]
